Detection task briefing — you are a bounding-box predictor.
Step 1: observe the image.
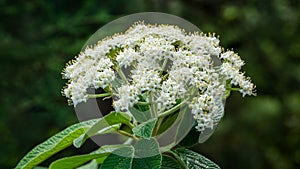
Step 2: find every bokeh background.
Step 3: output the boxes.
[1,0,300,168]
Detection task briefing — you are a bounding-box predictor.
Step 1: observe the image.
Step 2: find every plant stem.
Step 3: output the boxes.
[158,98,189,118]
[226,87,241,91]
[117,130,138,140]
[136,101,151,105]
[152,116,164,136]
[148,92,157,118]
[123,138,134,145]
[116,67,129,84]
[88,92,111,99]
[126,122,135,129]
[161,73,169,81]
[159,59,168,76]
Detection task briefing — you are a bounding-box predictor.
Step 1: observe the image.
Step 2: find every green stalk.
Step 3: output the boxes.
[88,92,111,99]
[158,98,189,118]
[226,87,241,91]
[159,59,168,76]
[117,130,138,140]
[116,67,129,84]
[149,92,156,118]
[152,116,164,137]
[123,138,134,145]
[136,101,151,105]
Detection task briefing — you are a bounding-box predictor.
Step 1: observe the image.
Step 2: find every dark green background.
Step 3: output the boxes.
[1,0,299,168]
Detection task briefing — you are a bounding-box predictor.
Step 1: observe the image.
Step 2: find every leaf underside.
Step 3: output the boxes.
[49,145,124,169]
[16,119,98,169]
[73,112,131,148]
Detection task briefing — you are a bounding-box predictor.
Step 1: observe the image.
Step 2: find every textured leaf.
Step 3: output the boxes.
[129,106,152,122]
[49,145,123,169]
[74,112,131,148]
[132,138,162,169]
[73,123,121,148]
[132,118,157,138]
[15,119,98,169]
[50,154,103,169]
[100,138,162,169]
[161,155,180,169]
[174,148,220,169]
[100,146,134,169]
[76,160,97,169]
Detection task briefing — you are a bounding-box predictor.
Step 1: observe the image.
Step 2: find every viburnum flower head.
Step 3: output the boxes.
[62,22,255,132]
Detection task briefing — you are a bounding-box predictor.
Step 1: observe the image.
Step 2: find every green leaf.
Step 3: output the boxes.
[49,145,123,169]
[132,118,157,138]
[161,155,180,169]
[174,148,220,169]
[129,106,152,123]
[74,112,131,148]
[76,160,98,169]
[100,146,134,169]
[100,138,162,169]
[132,138,162,169]
[33,167,48,169]
[73,124,121,148]
[15,119,98,169]
[157,111,179,135]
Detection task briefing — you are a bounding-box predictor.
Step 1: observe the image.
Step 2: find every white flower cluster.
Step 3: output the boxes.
[219,51,255,96]
[63,56,115,106]
[62,22,255,132]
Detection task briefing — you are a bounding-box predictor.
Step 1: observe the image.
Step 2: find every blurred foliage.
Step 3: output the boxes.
[0,0,299,168]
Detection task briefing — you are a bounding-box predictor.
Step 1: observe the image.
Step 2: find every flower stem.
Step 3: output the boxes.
[117,130,138,140]
[123,138,134,145]
[159,59,168,76]
[226,87,241,91]
[116,67,129,84]
[88,92,111,99]
[149,92,156,118]
[152,116,164,136]
[136,101,151,105]
[158,98,189,118]
[126,122,135,129]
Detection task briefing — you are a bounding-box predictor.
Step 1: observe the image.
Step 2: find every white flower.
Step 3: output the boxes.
[116,48,140,68]
[131,69,161,92]
[63,79,89,106]
[62,22,255,132]
[190,93,224,131]
[113,85,139,112]
[93,68,115,89]
[219,51,255,97]
[139,35,175,61]
[187,33,222,56]
[157,79,186,110]
[220,51,245,69]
